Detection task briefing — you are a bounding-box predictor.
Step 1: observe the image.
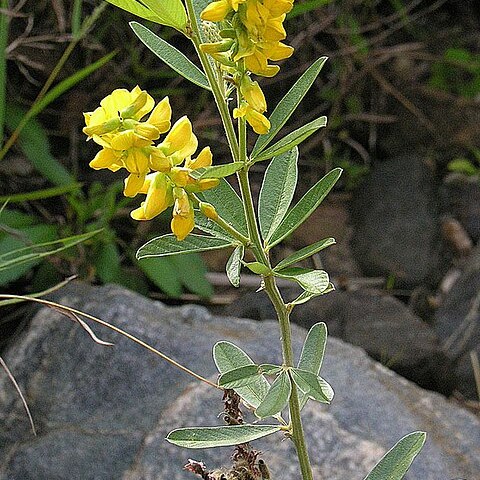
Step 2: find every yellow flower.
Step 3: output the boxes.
[84,88,219,241]
[234,104,270,134]
[171,188,195,240]
[130,173,174,220]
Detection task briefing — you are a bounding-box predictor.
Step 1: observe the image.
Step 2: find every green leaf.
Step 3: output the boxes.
[107,0,187,30]
[274,238,335,271]
[0,183,82,203]
[130,22,210,90]
[218,365,262,389]
[226,245,243,287]
[267,168,342,248]
[213,341,270,409]
[95,241,121,283]
[364,432,427,480]
[5,104,75,186]
[136,234,233,259]
[243,261,271,275]
[252,116,327,162]
[258,148,298,241]
[275,267,329,294]
[198,179,248,236]
[290,368,333,404]
[166,424,281,449]
[290,283,335,306]
[189,162,244,179]
[171,253,213,298]
[298,322,327,374]
[138,256,183,297]
[255,371,291,418]
[252,57,328,157]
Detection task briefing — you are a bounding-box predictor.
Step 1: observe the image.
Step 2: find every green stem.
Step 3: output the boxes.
[235,89,315,480]
[183,0,239,162]
[183,2,314,477]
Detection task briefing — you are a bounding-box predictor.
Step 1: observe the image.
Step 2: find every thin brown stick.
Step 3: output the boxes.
[0,294,220,390]
[0,356,36,435]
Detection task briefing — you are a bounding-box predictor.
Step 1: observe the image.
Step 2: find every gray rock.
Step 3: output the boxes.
[435,245,480,399]
[1,283,479,479]
[350,155,442,288]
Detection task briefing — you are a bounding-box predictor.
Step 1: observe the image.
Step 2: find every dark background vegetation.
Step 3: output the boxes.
[1,0,479,367]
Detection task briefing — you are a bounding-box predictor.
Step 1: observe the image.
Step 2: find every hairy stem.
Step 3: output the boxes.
[184,0,239,162]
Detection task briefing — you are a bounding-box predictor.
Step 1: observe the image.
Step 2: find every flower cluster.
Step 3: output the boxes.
[200,0,294,134]
[83,86,219,240]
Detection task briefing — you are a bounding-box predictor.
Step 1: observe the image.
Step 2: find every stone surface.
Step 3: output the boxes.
[350,155,442,288]
[435,244,480,399]
[1,283,479,479]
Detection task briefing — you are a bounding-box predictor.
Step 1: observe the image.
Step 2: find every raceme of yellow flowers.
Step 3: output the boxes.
[200,0,294,134]
[83,86,219,241]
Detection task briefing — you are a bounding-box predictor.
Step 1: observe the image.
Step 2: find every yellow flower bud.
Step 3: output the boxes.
[161,116,197,158]
[197,178,220,191]
[200,0,231,22]
[144,173,172,219]
[127,86,155,120]
[200,202,219,221]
